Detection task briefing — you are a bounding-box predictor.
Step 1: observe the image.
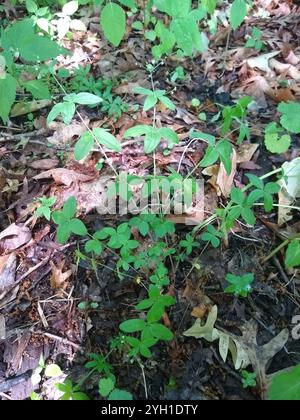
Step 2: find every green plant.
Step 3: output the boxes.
[221,96,251,143]
[245,27,264,51]
[170,65,185,83]
[200,225,223,248]
[285,239,300,268]
[47,92,102,125]
[180,233,199,255]
[133,86,175,112]
[245,174,280,212]
[124,125,179,154]
[225,272,254,297]
[278,101,300,134]
[34,196,56,220]
[56,379,90,400]
[230,0,247,30]
[52,196,88,244]
[268,364,300,400]
[264,122,291,154]
[241,370,257,388]
[0,18,62,123]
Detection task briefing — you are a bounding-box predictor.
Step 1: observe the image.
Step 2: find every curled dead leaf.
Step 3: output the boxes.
[29,159,59,170]
[50,260,72,293]
[0,224,31,250]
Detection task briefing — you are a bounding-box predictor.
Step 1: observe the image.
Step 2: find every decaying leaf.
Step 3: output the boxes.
[184,306,289,398]
[0,253,17,298]
[0,315,6,340]
[278,158,300,225]
[47,120,88,145]
[11,100,52,117]
[0,224,31,250]
[217,149,237,197]
[29,159,59,170]
[34,168,94,187]
[247,52,280,73]
[50,260,72,293]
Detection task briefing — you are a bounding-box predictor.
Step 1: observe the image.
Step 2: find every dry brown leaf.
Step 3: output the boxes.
[236,143,259,163]
[34,168,94,186]
[47,120,88,145]
[247,52,280,73]
[191,304,208,319]
[0,253,17,297]
[29,159,59,170]
[217,149,237,198]
[0,224,31,250]
[266,87,296,103]
[269,58,300,80]
[50,260,72,292]
[0,314,5,340]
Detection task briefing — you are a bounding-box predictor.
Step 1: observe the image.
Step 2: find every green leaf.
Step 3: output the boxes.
[74,132,94,160]
[200,145,219,167]
[0,74,16,123]
[285,240,300,268]
[99,377,115,398]
[158,127,179,147]
[124,125,149,138]
[144,128,161,153]
[159,95,176,111]
[100,3,126,47]
[93,128,121,152]
[69,219,88,236]
[44,364,63,378]
[26,0,38,13]
[63,197,77,219]
[120,319,146,333]
[230,0,247,30]
[108,389,133,400]
[143,94,158,112]
[62,1,79,16]
[47,102,76,125]
[149,323,174,340]
[269,364,300,400]
[25,80,50,100]
[265,132,291,154]
[56,223,71,244]
[72,92,102,105]
[278,102,300,134]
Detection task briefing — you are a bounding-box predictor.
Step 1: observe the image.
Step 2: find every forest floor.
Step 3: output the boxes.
[0,0,300,401]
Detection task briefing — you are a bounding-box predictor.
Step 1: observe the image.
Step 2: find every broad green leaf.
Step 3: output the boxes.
[44,364,63,378]
[149,323,173,340]
[72,92,102,105]
[265,129,291,154]
[278,102,300,134]
[56,223,71,244]
[25,80,50,100]
[230,0,247,30]
[269,364,300,400]
[143,94,158,112]
[62,1,78,16]
[159,95,176,111]
[201,0,217,14]
[47,101,75,125]
[158,127,179,147]
[108,389,133,400]
[200,145,219,167]
[120,319,146,333]
[124,125,149,138]
[63,197,77,219]
[285,240,300,268]
[26,0,38,13]
[69,219,88,236]
[74,132,94,160]
[93,128,121,152]
[100,3,126,47]
[99,377,115,397]
[144,128,161,153]
[0,74,16,123]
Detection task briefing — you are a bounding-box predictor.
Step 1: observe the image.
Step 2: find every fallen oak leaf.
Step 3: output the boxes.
[50,260,72,293]
[34,168,94,187]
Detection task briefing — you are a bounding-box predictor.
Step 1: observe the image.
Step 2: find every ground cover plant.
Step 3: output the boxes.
[0,0,300,402]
